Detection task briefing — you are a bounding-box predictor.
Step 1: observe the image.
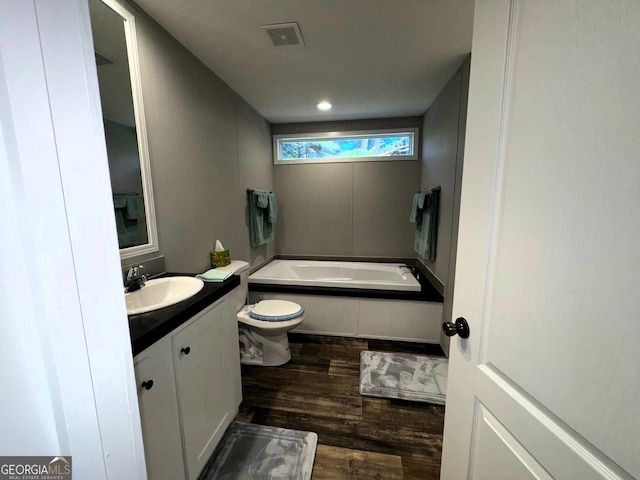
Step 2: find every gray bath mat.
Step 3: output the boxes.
[198,422,317,480]
[359,351,448,405]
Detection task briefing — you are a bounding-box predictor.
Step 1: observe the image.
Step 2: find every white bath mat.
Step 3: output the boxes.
[198,422,317,480]
[359,351,448,405]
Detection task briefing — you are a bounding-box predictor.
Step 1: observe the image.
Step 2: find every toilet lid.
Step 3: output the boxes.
[249,300,304,322]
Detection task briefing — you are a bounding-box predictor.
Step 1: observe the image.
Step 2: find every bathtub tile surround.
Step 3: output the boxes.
[360,351,448,405]
[247,257,444,343]
[239,334,446,479]
[198,422,317,480]
[252,292,442,343]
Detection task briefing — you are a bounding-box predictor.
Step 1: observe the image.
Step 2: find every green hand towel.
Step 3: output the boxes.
[248,190,274,247]
[267,193,278,224]
[125,194,145,220]
[114,209,139,247]
[409,193,420,223]
[255,190,270,208]
[195,269,232,282]
[113,195,127,209]
[113,192,144,219]
[413,187,440,261]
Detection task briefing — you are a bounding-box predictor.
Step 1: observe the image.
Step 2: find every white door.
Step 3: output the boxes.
[441,1,640,479]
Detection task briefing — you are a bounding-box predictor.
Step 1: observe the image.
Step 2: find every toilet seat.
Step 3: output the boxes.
[248,300,304,322]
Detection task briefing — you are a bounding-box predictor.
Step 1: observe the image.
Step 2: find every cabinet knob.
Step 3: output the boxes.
[181,346,191,355]
[141,380,154,390]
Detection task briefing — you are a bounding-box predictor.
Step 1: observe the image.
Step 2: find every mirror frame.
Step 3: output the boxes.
[99,0,159,260]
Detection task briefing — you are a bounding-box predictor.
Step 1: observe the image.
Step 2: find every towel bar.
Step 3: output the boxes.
[247,188,273,193]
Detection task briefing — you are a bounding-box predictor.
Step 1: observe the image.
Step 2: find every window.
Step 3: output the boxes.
[273,127,419,165]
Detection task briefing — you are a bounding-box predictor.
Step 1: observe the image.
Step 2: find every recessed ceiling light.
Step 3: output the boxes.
[317,101,332,111]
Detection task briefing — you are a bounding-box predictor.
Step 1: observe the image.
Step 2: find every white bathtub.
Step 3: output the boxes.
[248,260,421,292]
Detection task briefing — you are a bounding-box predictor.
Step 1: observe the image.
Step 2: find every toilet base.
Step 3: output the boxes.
[238,327,292,366]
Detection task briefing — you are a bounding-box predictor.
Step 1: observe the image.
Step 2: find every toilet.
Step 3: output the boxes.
[216,261,305,366]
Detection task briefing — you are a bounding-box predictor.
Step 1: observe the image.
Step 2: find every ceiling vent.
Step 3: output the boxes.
[261,22,305,47]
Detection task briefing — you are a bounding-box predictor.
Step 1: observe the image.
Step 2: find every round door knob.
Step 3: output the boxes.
[141,380,154,390]
[181,346,191,355]
[443,317,470,338]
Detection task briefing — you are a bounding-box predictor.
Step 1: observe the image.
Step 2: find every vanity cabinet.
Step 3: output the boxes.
[134,336,185,480]
[133,296,242,480]
[172,298,238,479]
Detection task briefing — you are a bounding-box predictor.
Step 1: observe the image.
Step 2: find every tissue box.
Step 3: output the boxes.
[210,249,230,268]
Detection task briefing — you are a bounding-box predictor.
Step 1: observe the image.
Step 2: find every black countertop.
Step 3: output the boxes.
[128,273,240,356]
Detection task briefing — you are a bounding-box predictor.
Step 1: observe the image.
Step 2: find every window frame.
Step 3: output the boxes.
[273,127,419,165]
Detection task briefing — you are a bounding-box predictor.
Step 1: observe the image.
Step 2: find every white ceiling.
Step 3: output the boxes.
[133,0,475,124]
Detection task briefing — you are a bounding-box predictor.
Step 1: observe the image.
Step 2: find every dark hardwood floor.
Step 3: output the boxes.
[235,333,446,480]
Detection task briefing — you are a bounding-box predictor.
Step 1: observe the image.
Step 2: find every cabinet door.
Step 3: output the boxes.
[172,301,232,480]
[220,299,242,409]
[134,336,186,480]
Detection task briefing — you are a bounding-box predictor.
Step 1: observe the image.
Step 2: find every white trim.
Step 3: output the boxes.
[477,365,633,479]
[273,127,419,165]
[99,0,159,260]
[440,0,515,477]
[474,403,554,480]
[6,0,147,477]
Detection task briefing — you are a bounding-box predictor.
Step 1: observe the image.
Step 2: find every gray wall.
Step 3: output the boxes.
[419,56,471,354]
[236,100,276,267]
[126,5,273,272]
[272,117,421,258]
[419,59,469,284]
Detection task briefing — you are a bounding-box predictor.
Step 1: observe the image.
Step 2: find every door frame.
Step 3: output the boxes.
[1,0,146,477]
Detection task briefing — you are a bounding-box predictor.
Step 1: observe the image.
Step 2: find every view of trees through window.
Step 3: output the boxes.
[278,132,415,161]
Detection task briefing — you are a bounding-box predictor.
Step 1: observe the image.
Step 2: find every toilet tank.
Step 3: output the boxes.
[214,260,250,311]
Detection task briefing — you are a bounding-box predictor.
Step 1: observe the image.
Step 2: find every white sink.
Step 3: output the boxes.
[126,276,204,315]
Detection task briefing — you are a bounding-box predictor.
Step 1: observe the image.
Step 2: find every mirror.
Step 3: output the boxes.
[89,0,158,259]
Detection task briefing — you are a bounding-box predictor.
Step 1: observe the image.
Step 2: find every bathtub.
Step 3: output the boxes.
[248,260,441,343]
[248,260,421,292]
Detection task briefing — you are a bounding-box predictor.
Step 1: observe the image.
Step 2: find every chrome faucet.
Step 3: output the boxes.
[124,265,147,293]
